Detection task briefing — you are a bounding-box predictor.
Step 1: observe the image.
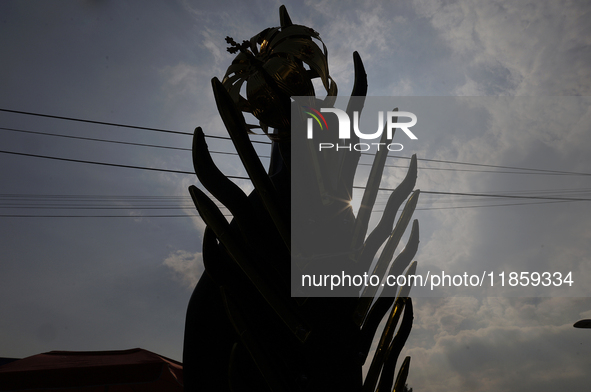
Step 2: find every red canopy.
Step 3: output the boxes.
[0,348,183,391]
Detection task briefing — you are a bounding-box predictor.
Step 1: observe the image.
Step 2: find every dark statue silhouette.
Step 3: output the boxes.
[183,6,419,391]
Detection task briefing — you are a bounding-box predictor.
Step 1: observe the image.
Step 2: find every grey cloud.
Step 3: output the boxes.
[413,0,591,95]
[404,297,591,391]
[163,250,204,289]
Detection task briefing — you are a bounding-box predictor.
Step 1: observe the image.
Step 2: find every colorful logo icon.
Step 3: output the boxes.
[302,106,329,130]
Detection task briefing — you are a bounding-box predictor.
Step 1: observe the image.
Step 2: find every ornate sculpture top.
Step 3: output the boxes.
[222,5,337,136]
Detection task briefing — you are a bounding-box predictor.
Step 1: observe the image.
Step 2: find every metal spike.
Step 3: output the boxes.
[279,5,293,28]
[211,77,291,252]
[392,356,411,392]
[380,220,420,298]
[339,52,368,193]
[358,155,417,270]
[378,299,414,392]
[362,298,406,392]
[191,127,249,217]
[359,222,418,354]
[355,191,420,323]
[350,117,396,259]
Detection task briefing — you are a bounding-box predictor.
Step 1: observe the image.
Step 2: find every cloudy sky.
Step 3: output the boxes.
[1,0,590,391]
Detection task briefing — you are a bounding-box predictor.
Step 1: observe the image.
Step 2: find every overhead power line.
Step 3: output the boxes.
[1,125,588,176]
[0,149,195,176]
[359,162,581,175]
[0,125,543,175]
[420,190,591,202]
[363,153,591,177]
[0,108,272,145]
[0,198,578,218]
[0,126,271,158]
[0,149,247,180]
[0,125,542,175]
[0,214,200,218]
[2,107,590,219]
[2,148,591,203]
[0,108,194,135]
[0,193,228,218]
[0,108,591,176]
[350,187,591,202]
[0,191,579,219]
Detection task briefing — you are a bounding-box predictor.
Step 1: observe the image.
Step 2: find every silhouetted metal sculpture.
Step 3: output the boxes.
[183,6,419,391]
